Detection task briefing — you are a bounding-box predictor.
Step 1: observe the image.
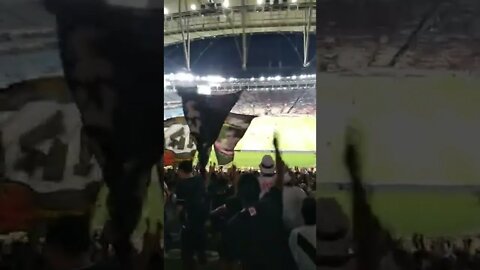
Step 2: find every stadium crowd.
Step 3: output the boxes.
[164,89,316,117]
[0,216,163,270]
[163,137,317,270]
[3,143,480,270]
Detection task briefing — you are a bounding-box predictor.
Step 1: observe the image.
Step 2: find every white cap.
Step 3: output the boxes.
[259,155,275,175]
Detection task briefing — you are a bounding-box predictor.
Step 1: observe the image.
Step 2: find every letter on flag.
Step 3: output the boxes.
[164,117,197,163]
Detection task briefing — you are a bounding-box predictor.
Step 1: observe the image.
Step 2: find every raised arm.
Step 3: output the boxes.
[273,134,285,190]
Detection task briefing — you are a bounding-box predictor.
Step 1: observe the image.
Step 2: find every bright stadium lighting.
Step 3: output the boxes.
[291,75,297,79]
[190,4,197,10]
[250,77,255,81]
[164,7,169,14]
[259,76,265,81]
[228,77,235,82]
[204,75,226,83]
[274,75,281,81]
[223,0,230,8]
[174,72,194,81]
[257,0,263,5]
[291,0,297,3]
[198,84,212,95]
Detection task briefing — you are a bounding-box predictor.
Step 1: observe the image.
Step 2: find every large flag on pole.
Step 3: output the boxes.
[214,113,256,165]
[177,86,242,169]
[164,117,196,164]
[48,0,164,263]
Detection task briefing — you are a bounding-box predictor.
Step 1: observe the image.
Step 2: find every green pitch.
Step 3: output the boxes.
[318,190,480,237]
[206,115,316,168]
[206,151,316,168]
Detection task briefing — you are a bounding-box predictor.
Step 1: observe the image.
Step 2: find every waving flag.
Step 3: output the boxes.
[48,0,164,264]
[164,117,196,163]
[177,87,242,169]
[214,113,256,165]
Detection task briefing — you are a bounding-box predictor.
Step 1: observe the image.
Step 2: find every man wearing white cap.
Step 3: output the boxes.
[258,155,276,198]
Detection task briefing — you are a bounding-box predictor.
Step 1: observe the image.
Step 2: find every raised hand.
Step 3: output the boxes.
[344,126,361,180]
[273,133,285,189]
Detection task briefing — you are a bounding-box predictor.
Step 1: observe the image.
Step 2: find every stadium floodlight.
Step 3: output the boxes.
[250,77,255,81]
[190,4,197,10]
[291,0,297,3]
[204,75,226,83]
[197,84,212,95]
[259,76,265,81]
[274,75,281,81]
[257,0,263,5]
[174,72,194,82]
[223,0,230,8]
[291,75,297,80]
[228,77,235,82]
[164,7,169,14]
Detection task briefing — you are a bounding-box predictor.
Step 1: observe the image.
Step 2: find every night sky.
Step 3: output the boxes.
[164,33,316,77]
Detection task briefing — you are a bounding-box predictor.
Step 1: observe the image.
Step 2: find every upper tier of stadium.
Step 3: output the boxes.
[164,72,316,119]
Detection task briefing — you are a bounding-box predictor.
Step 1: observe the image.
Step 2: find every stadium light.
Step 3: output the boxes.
[223,0,230,8]
[190,4,197,10]
[197,84,212,95]
[291,0,297,3]
[164,7,169,14]
[257,0,263,5]
[174,72,194,82]
[291,75,297,79]
[204,75,226,83]
[259,76,265,81]
[274,75,281,81]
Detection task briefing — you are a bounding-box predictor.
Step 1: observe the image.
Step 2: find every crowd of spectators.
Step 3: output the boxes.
[164,88,316,117]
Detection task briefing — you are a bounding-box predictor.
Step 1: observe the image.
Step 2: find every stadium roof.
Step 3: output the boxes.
[164,0,316,46]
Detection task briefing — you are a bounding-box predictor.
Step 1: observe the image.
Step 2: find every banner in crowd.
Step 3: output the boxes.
[164,117,196,164]
[0,77,102,232]
[214,113,257,165]
[177,86,243,169]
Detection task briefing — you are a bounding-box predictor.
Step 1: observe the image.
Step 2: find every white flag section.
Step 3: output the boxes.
[1,101,101,193]
[164,118,196,161]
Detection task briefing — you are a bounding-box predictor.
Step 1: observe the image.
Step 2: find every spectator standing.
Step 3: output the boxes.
[175,161,209,270]
[282,171,307,232]
[258,155,276,198]
[289,197,316,270]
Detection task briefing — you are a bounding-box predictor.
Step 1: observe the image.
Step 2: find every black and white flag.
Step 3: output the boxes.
[48,0,164,262]
[177,86,242,169]
[164,117,197,163]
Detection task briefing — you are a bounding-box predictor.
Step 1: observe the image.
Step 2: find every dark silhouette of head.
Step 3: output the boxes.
[237,173,260,206]
[177,160,194,179]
